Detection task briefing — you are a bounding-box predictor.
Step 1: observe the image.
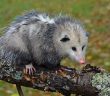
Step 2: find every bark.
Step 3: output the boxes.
[0,64,110,96]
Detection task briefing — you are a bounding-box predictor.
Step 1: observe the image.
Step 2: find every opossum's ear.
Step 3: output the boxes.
[86,32,89,37]
[60,35,70,42]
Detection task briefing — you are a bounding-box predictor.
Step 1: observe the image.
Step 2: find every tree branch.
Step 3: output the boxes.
[0,64,110,96]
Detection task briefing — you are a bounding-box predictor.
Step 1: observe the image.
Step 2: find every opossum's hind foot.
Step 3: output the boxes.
[24,64,36,75]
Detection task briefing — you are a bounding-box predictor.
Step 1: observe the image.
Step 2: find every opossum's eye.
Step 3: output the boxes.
[72,47,77,51]
[82,45,85,50]
[60,35,70,42]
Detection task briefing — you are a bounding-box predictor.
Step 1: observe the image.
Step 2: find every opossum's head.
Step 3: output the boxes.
[54,18,88,64]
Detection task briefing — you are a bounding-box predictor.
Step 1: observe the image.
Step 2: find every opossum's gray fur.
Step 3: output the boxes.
[0,10,87,69]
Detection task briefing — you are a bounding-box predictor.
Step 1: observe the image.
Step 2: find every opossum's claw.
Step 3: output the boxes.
[24,64,36,75]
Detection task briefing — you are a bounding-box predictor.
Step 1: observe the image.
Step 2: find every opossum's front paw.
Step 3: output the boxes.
[24,64,36,75]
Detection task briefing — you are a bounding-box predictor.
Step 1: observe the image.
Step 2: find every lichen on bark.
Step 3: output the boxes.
[92,72,110,96]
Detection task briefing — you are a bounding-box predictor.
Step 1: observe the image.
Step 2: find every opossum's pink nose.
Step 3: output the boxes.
[79,59,85,64]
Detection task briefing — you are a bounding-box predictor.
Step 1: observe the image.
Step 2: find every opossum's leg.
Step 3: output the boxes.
[24,64,36,75]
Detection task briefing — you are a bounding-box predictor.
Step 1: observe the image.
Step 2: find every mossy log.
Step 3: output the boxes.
[0,64,110,96]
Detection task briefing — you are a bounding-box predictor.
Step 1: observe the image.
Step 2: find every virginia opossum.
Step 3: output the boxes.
[0,11,88,75]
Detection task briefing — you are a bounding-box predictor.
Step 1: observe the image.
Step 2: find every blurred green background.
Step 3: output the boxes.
[0,0,110,96]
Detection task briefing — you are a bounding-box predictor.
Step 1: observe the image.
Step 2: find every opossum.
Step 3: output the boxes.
[0,11,88,75]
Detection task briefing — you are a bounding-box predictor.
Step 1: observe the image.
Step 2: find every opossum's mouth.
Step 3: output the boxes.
[76,58,86,64]
[79,59,85,64]
[67,52,85,64]
[71,57,85,64]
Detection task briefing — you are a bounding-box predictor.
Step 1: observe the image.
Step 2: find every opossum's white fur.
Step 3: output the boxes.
[0,11,88,69]
[37,14,54,23]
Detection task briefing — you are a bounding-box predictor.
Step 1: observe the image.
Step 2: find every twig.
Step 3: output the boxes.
[16,84,24,96]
